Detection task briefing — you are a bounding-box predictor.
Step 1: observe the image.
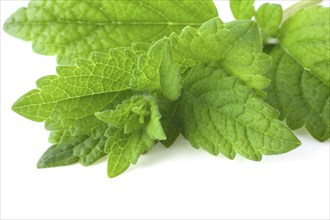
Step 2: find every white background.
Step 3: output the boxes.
[1,1,329,219]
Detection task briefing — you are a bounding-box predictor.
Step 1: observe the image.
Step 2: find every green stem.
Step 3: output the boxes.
[283,0,322,22]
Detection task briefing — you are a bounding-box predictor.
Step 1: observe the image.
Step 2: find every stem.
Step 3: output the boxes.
[283,0,322,22]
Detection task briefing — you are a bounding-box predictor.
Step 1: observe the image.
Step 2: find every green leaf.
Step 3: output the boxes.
[12,14,307,178]
[279,6,330,85]
[146,97,166,140]
[96,96,149,132]
[96,95,166,140]
[37,143,79,168]
[169,19,271,91]
[218,21,271,91]
[230,0,255,20]
[105,128,154,178]
[159,42,182,101]
[255,3,282,37]
[38,132,108,168]
[3,0,218,64]
[158,98,181,147]
[131,39,165,91]
[73,136,107,166]
[96,94,167,177]
[265,46,330,141]
[12,46,140,122]
[48,129,86,145]
[179,65,301,160]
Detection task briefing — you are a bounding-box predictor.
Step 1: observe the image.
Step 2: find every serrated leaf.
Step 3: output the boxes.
[265,46,330,141]
[255,3,282,38]
[73,136,107,166]
[218,21,271,91]
[95,95,149,132]
[169,18,271,91]
[105,128,154,178]
[37,143,79,168]
[48,129,86,145]
[230,0,255,20]
[279,6,330,85]
[96,95,166,140]
[37,135,87,168]
[179,65,301,160]
[3,0,218,64]
[12,47,138,123]
[39,133,108,168]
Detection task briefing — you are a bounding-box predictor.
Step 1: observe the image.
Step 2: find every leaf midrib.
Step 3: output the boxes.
[6,20,205,27]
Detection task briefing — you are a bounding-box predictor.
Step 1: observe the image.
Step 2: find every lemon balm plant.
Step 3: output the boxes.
[3,0,329,178]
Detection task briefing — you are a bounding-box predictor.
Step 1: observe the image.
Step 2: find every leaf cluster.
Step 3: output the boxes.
[3,0,329,178]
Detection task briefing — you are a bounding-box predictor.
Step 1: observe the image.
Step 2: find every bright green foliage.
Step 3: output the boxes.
[105,128,154,178]
[3,0,218,64]
[11,18,301,177]
[8,0,326,178]
[279,6,330,85]
[96,95,165,177]
[265,46,330,141]
[263,6,330,141]
[96,95,166,141]
[255,3,282,37]
[228,1,329,141]
[11,45,147,122]
[169,19,271,91]
[179,65,300,161]
[230,0,255,20]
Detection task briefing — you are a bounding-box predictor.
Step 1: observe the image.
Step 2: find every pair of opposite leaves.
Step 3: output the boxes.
[3,0,329,177]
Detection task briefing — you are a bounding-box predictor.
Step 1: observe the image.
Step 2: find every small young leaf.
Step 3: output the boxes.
[230,0,255,20]
[96,95,166,140]
[146,98,166,140]
[255,3,282,37]
[95,96,150,132]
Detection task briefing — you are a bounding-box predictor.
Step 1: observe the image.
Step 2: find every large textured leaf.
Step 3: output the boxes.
[279,6,330,85]
[3,0,218,64]
[265,46,330,141]
[169,19,271,91]
[11,46,142,122]
[179,65,301,160]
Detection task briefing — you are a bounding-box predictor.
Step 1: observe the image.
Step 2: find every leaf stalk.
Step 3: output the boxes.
[283,0,322,22]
